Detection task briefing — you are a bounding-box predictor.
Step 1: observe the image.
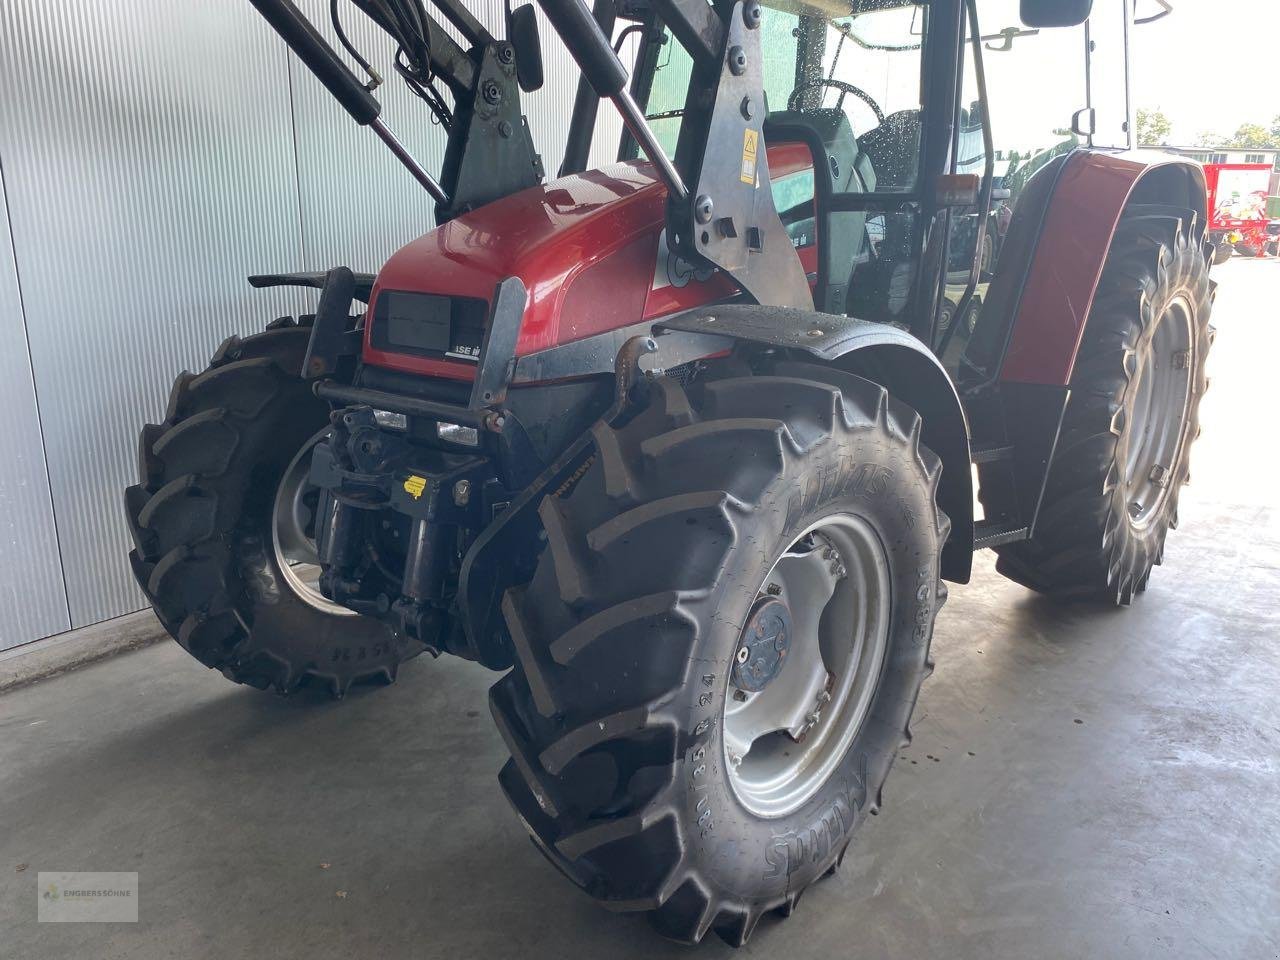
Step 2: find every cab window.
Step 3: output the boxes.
[938,0,1091,369]
[630,1,928,326]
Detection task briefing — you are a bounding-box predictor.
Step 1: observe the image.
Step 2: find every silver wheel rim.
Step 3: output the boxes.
[271,429,355,616]
[1124,296,1193,529]
[723,514,891,818]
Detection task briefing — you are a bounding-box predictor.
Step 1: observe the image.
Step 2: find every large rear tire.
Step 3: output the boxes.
[992,211,1213,603]
[125,320,423,694]
[491,362,949,944]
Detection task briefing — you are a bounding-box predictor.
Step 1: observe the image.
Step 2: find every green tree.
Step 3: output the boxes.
[1196,131,1226,148]
[1136,108,1172,146]
[1226,123,1280,149]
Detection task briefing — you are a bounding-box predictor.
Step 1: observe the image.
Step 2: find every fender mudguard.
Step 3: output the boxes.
[960,149,1208,545]
[997,150,1208,386]
[660,305,974,583]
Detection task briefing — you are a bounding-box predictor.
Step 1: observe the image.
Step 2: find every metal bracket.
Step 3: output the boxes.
[651,0,723,68]
[664,1,812,310]
[468,277,528,410]
[302,267,359,381]
[437,43,544,221]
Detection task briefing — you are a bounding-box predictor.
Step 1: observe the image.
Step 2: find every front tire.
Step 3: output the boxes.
[125,320,423,694]
[491,362,948,944]
[992,211,1213,603]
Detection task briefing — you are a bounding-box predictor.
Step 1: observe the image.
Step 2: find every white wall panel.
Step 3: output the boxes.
[0,162,70,649]
[0,0,304,628]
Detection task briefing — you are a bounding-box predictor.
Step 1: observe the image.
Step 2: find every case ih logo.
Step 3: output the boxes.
[652,229,715,290]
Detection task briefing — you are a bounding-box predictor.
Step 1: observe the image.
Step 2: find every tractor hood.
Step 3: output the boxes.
[364,148,813,379]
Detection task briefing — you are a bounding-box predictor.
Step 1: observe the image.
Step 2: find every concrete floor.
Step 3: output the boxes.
[3,259,1279,959]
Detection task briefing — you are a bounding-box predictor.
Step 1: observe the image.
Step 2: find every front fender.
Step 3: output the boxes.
[659,306,973,582]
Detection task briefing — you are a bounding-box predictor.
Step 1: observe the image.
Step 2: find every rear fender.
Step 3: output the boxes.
[660,307,973,583]
[998,150,1208,386]
[965,150,1207,541]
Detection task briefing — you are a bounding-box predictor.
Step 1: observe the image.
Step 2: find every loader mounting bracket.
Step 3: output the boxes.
[660,0,813,311]
[437,42,545,220]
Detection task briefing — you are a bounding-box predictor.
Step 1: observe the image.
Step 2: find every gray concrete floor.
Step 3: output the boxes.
[3,259,1279,959]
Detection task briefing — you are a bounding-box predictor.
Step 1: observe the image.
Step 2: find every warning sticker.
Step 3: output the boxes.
[740,128,758,185]
[403,475,427,500]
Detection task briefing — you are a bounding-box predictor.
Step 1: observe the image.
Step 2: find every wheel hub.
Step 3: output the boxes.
[732,598,793,693]
[272,429,356,617]
[1123,296,1194,529]
[723,516,891,818]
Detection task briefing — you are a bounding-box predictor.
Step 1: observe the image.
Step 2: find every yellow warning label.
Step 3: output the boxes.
[403,475,427,500]
[740,128,759,185]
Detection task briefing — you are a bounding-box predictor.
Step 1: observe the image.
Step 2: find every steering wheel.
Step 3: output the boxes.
[787,79,886,127]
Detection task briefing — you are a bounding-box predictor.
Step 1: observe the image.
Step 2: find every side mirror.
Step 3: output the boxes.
[509,4,544,93]
[1020,0,1093,27]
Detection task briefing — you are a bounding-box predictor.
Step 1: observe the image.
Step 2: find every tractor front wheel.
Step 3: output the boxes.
[491,362,949,944]
[125,320,423,695]
[991,210,1213,603]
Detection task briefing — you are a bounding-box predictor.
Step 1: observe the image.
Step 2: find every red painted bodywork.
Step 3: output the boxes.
[999,150,1208,386]
[364,144,816,381]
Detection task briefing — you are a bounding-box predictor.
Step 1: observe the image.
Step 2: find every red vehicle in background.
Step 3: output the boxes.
[1206,162,1280,262]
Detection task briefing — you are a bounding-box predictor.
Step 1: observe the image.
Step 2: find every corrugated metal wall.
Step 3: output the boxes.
[0,0,630,650]
[0,155,69,646]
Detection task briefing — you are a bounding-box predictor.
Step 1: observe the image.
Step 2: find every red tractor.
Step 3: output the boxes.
[1206,161,1280,262]
[125,0,1214,944]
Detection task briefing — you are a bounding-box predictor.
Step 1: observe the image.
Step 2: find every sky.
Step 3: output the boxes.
[1130,0,1280,144]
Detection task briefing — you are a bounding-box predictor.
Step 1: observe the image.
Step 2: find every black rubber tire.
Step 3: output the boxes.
[991,212,1213,604]
[1212,241,1234,265]
[125,320,422,695]
[491,362,949,945]
[1265,240,1279,258]
[1234,241,1260,258]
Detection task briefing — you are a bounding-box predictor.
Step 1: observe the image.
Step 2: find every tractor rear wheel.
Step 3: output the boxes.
[992,211,1213,603]
[492,362,949,944]
[125,320,422,694]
